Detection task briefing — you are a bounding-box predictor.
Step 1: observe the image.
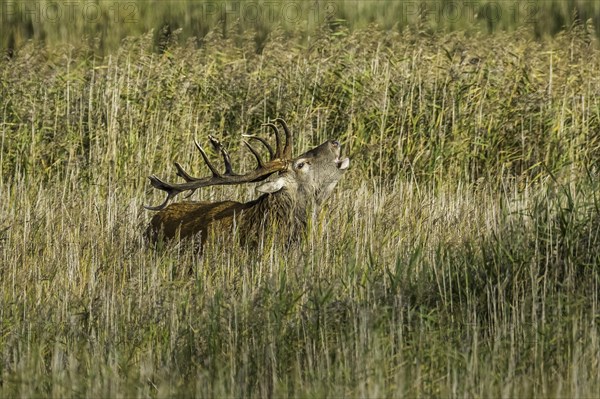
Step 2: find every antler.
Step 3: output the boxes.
[145,118,294,211]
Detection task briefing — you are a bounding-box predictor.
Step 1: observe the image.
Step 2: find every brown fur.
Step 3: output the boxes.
[146,191,302,245]
[147,199,252,243]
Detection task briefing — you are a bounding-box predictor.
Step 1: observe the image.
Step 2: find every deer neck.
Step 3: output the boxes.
[241,190,310,235]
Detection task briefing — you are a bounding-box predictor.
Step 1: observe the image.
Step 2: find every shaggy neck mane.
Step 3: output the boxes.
[240,189,309,239]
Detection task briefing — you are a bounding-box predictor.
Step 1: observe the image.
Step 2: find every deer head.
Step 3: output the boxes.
[145,118,350,244]
[255,139,350,205]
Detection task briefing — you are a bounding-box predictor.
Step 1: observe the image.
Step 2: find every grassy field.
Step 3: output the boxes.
[2,12,600,399]
[2,0,600,54]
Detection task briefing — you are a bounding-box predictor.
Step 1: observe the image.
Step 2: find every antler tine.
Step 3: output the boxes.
[144,175,185,211]
[242,134,275,160]
[262,122,283,159]
[194,139,221,178]
[243,140,266,169]
[208,135,235,175]
[172,137,226,199]
[274,118,293,159]
[174,162,196,182]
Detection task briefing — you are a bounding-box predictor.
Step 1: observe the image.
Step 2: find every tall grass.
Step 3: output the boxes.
[3,0,600,54]
[1,22,600,397]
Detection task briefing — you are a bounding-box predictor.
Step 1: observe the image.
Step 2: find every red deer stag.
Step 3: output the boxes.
[145,118,350,247]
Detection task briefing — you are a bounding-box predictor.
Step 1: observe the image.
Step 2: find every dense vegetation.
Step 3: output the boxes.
[2,5,600,398]
[2,0,600,54]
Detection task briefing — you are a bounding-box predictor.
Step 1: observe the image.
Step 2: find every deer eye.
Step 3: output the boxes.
[332,140,340,148]
[296,161,309,170]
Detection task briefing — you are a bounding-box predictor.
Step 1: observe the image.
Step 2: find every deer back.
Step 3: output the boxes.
[146,199,258,243]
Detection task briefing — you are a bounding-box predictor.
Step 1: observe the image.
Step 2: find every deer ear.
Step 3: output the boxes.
[256,176,286,193]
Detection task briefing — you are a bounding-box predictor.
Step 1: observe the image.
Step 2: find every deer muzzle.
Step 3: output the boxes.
[337,157,350,170]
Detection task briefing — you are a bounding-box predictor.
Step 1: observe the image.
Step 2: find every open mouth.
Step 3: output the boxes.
[336,157,350,170]
[331,140,350,170]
